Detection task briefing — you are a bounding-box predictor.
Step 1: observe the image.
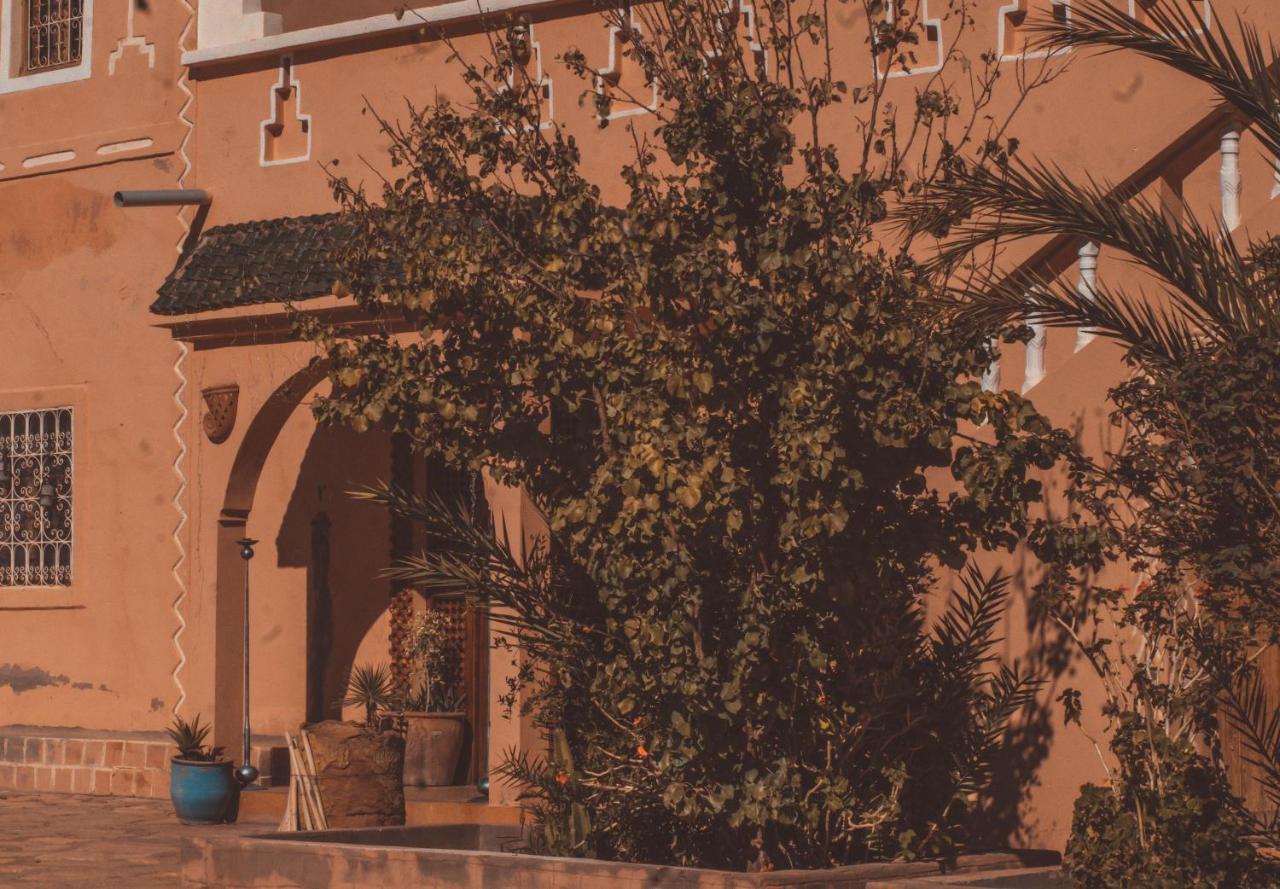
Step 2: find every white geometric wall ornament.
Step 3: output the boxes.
[594,9,659,121]
[708,0,769,73]
[504,21,554,131]
[259,55,313,167]
[874,0,944,81]
[109,0,157,74]
[996,0,1070,62]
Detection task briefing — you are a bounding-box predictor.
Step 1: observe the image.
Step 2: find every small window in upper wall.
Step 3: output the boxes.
[24,0,84,74]
[0,408,73,588]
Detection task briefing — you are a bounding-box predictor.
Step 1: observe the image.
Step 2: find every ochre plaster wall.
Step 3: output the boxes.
[4,0,1280,849]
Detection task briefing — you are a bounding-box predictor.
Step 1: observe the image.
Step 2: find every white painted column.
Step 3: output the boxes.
[981,338,1001,393]
[1023,292,1046,394]
[1220,125,1242,231]
[1074,241,1100,352]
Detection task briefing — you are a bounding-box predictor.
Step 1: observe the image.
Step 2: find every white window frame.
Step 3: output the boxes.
[0,0,93,95]
[0,406,74,589]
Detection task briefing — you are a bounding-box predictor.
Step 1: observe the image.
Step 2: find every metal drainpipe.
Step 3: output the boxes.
[113,189,212,208]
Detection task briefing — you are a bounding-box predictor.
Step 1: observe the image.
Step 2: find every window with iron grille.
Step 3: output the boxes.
[0,408,73,587]
[24,0,84,74]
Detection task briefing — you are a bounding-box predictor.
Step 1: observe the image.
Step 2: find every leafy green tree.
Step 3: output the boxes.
[911,1,1280,882]
[313,0,1076,869]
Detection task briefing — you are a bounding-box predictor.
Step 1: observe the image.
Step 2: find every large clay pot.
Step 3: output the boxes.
[170,758,240,825]
[402,712,467,787]
[304,720,406,827]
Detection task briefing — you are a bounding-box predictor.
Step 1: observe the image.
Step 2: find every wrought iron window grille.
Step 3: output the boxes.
[0,408,73,587]
[24,0,85,74]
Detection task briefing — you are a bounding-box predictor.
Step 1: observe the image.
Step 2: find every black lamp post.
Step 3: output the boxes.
[235,538,261,788]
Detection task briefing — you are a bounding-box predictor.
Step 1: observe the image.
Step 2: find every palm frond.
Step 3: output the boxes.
[930,565,1011,681]
[906,152,1280,358]
[1028,0,1280,162]
[353,481,596,647]
[943,268,1206,366]
[1219,669,1280,821]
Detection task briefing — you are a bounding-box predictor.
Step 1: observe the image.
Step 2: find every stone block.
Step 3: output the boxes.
[91,769,112,796]
[15,766,36,791]
[103,740,125,768]
[110,768,137,797]
[146,743,169,771]
[0,737,17,763]
[35,766,55,791]
[122,741,148,769]
[23,738,41,763]
[72,767,94,794]
[53,767,73,793]
[151,768,171,799]
[65,740,85,766]
[0,764,14,788]
[82,740,105,768]
[44,738,66,765]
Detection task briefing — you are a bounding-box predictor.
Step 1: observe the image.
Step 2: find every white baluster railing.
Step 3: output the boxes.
[1220,125,1242,231]
[1074,241,1099,352]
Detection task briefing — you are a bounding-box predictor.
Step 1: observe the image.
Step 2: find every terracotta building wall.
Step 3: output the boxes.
[4,0,1280,847]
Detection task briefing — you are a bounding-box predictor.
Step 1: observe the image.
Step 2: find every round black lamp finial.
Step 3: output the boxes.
[235,763,261,787]
[237,538,258,561]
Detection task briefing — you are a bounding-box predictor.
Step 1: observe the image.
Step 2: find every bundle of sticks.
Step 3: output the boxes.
[279,730,328,832]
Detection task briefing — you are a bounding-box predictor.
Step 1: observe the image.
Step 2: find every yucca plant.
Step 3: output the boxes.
[167,714,224,762]
[342,663,395,727]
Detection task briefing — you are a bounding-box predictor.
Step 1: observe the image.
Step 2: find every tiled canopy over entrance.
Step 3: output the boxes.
[152,213,350,315]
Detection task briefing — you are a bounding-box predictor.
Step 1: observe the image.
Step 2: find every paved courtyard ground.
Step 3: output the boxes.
[0,790,274,888]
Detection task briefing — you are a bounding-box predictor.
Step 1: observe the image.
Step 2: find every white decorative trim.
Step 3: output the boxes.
[504,22,554,130]
[1219,124,1242,231]
[1074,241,1099,352]
[259,55,312,167]
[996,0,1070,62]
[185,0,562,67]
[875,0,944,80]
[23,150,76,169]
[169,341,191,716]
[171,0,196,717]
[594,10,658,120]
[0,0,95,95]
[709,0,768,70]
[97,137,154,156]
[108,0,157,75]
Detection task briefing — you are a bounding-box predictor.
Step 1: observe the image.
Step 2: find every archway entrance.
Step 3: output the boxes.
[211,360,489,784]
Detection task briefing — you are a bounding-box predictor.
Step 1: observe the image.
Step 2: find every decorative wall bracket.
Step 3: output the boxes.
[202,385,240,444]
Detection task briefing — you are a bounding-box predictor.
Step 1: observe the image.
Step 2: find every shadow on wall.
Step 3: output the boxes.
[968,410,1125,850]
[276,423,393,725]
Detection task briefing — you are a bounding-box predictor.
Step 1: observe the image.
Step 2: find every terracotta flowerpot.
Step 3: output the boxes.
[402,712,466,787]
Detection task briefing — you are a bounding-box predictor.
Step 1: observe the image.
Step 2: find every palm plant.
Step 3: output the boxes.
[908,0,1280,365]
[907,0,1280,867]
[342,663,395,727]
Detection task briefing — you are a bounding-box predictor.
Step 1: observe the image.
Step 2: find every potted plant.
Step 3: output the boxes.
[399,609,468,787]
[167,714,239,825]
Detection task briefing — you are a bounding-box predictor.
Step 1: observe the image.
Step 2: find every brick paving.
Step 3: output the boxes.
[0,790,275,888]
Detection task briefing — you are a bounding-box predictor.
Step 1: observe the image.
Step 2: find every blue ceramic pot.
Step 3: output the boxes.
[170,758,240,825]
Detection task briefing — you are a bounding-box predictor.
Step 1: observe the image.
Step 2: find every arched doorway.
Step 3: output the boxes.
[210,359,490,784]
